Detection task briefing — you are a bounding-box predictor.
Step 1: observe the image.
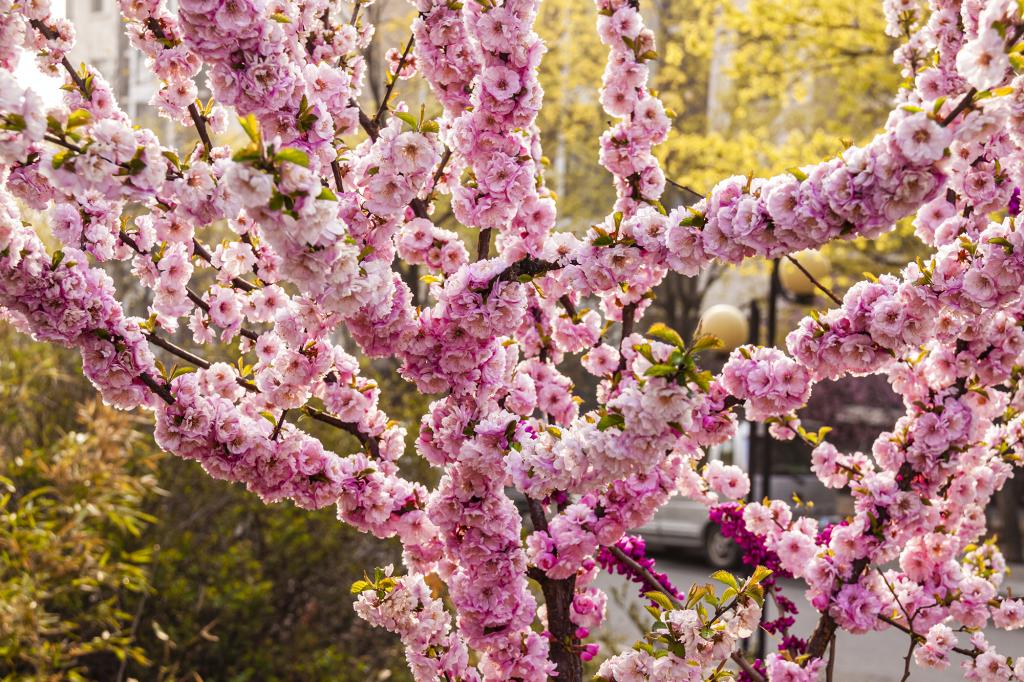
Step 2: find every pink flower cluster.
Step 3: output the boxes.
[118,0,204,125]
[397,217,468,274]
[449,0,555,257]
[6,0,1024,680]
[594,0,671,215]
[353,570,479,682]
[409,0,478,116]
[721,345,813,421]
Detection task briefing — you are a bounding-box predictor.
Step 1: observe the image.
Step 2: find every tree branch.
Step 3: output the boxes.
[476,228,492,262]
[606,545,682,609]
[375,35,415,124]
[732,651,766,682]
[785,254,841,305]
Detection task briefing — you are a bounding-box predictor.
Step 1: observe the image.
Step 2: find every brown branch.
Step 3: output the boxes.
[525,497,581,682]
[29,19,91,98]
[375,35,415,124]
[606,545,683,609]
[187,103,214,155]
[191,239,258,292]
[146,332,212,371]
[785,254,841,305]
[826,635,837,682]
[558,294,578,321]
[43,134,83,153]
[331,159,345,192]
[119,230,259,341]
[807,558,868,659]
[616,302,638,373]
[270,410,288,441]
[145,331,379,455]
[876,613,977,658]
[939,88,977,127]
[303,406,380,457]
[476,228,492,261]
[138,372,175,404]
[732,651,766,682]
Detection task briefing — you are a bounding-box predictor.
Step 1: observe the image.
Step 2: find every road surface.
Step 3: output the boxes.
[594,549,1024,681]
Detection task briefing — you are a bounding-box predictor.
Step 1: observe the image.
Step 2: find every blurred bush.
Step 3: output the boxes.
[0,327,413,681]
[0,325,159,680]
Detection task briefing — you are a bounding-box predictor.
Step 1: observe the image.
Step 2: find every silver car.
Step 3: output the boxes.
[637,424,840,568]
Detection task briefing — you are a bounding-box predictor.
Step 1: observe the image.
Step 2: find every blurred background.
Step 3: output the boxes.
[3,1,1021,680]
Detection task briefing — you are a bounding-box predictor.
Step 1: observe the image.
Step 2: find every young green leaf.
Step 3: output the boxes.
[647,322,685,348]
[275,148,310,168]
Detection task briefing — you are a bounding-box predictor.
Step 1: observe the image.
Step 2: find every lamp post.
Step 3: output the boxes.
[711,251,828,661]
[754,251,829,497]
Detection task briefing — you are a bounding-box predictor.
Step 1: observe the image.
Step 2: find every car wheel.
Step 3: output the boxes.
[704,526,741,569]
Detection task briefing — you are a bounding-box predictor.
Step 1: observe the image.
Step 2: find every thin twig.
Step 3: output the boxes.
[270,410,288,441]
[616,302,638,373]
[731,651,766,682]
[606,546,682,608]
[119,231,260,341]
[785,254,841,305]
[900,635,915,682]
[375,35,415,123]
[187,103,214,155]
[331,159,345,192]
[191,239,257,292]
[876,613,977,658]
[138,372,174,404]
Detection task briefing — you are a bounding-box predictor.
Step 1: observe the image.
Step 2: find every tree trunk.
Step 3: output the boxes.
[998,476,1023,563]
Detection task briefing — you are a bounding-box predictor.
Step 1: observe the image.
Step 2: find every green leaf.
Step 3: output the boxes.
[231,148,262,164]
[421,120,440,134]
[394,111,419,129]
[350,579,371,594]
[275,147,310,167]
[787,167,808,182]
[317,186,338,201]
[647,322,685,348]
[239,114,261,144]
[644,363,678,378]
[270,11,291,22]
[644,591,674,612]
[750,565,773,585]
[710,570,739,591]
[52,149,72,169]
[988,236,1014,254]
[597,412,625,431]
[51,250,64,269]
[592,235,615,247]
[66,108,91,129]
[170,366,196,380]
[690,369,713,392]
[633,342,656,363]
[690,334,724,353]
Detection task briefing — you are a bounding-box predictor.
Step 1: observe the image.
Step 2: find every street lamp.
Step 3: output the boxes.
[778,249,830,299]
[696,303,749,352]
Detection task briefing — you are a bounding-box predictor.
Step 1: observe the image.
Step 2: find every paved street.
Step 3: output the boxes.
[594,549,1024,681]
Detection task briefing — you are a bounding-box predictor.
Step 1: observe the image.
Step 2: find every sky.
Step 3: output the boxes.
[14,0,68,107]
